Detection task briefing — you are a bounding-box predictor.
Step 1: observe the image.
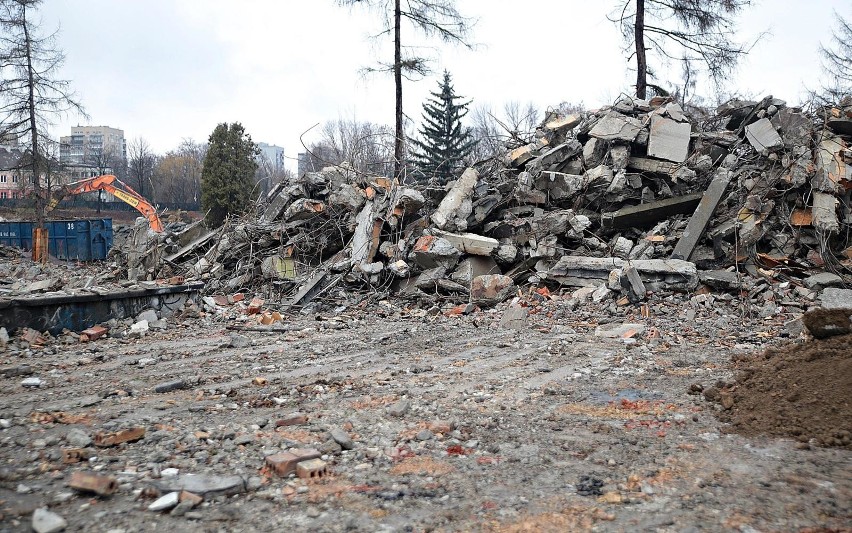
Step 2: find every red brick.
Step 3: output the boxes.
[275,413,308,427]
[265,452,300,477]
[230,292,245,303]
[246,297,264,315]
[68,471,118,496]
[81,325,108,341]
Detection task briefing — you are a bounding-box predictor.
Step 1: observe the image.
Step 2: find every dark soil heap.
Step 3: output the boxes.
[718,334,852,448]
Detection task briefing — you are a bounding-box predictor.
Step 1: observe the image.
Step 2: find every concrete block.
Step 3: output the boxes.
[647,115,691,162]
[434,230,498,256]
[821,288,852,309]
[745,118,783,152]
[296,458,329,481]
[803,272,844,291]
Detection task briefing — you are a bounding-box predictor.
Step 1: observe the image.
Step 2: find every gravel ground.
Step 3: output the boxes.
[1,291,850,532]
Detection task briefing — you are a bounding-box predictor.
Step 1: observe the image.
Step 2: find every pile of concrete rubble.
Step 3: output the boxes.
[126,94,852,311]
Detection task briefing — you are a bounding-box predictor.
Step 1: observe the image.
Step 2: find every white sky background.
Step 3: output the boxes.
[42,0,848,172]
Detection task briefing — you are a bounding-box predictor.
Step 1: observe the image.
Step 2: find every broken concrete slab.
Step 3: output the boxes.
[647,115,691,163]
[589,111,643,142]
[699,270,743,291]
[470,274,515,307]
[627,157,678,176]
[620,265,646,303]
[409,236,462,270]
[771,108,812,150]
[745,118,784,153]
[547,256,698,291]
[671,168,733,261]
[803,272,844,291]
[450,256,500,285]
[433,230,498,256]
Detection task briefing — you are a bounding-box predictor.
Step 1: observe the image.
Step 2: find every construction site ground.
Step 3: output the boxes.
[1,293,850,532]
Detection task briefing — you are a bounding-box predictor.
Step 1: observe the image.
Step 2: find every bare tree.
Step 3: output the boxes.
[469,101,540,161]
[814,12,852,104]
[153,139,206,207]
[336,0,473,180]
[127,137,156,200]
[610,0,756,99]
[0,0,86,228]
[306,118,395,176]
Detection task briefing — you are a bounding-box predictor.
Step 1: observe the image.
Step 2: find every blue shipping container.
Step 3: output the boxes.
[0,219,113,261]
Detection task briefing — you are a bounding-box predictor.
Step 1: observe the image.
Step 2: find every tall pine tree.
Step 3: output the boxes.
[201,122,259,228]
[411,71,476,183]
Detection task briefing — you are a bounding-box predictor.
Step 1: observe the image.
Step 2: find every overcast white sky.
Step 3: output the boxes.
[42,0,848,171]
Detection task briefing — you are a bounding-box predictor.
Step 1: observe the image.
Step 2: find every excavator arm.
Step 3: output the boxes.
[46,174,164,233]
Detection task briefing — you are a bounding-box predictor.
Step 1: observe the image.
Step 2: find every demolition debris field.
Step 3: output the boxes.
[0,293,850,532]
[1,93,851,531]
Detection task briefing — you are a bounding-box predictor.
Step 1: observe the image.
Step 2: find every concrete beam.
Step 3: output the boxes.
[602,193,703,229]
[671,168,733,261]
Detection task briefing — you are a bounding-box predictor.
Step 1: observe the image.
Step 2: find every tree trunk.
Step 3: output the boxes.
[393,0,403,180]
[22,5,43,228]
[634,0,647,99]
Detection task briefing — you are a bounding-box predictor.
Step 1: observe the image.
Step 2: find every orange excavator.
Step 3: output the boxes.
[46,174,164,233]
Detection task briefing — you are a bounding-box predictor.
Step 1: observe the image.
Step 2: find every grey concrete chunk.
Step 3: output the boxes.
[387,399,410,418]
[431,168,478,231]
[433,231,498,256]
[803,272,844,291]
[647,115,691,162]
[157,474,246,495]
[699,270,742,290]
[330,428,354,450]
[589,111,642,142]
[32,508,67,533]
[499,304,529,329]
[621,266,647,303]
[812,192,840,233]
[148,491,180,512]
[745,118,783,152]
[595,323,645,338]
[821,288,852,309]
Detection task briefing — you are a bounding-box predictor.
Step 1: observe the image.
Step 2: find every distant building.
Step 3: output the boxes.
[0,147,26,199]
[60,125,126,179]
[256,142,286,174]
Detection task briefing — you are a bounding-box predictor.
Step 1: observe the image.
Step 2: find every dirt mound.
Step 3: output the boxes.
[717,334,852,448]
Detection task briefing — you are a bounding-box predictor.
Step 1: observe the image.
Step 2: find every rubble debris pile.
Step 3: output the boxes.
[113,95,850,314]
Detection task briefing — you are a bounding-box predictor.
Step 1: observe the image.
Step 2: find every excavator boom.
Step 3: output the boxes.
[47,175,164,233]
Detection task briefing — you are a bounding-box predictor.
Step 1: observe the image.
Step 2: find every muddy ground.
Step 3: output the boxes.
[1,292,850,532]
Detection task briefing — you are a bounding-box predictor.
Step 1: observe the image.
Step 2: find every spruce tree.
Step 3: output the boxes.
[201,122,259,228]
[411,71,477,183]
